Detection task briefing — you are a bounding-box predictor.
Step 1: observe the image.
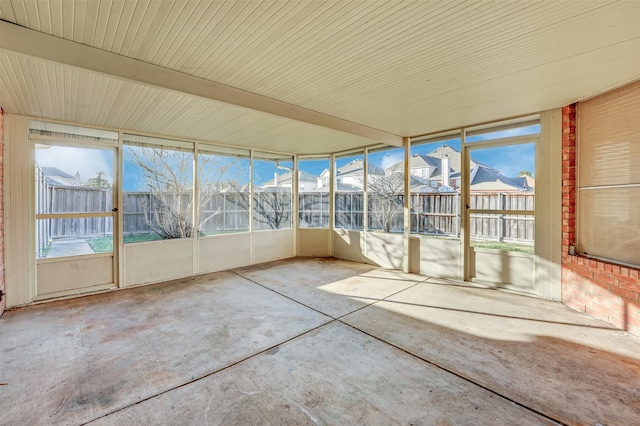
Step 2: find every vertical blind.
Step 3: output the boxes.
[578,80,640,266]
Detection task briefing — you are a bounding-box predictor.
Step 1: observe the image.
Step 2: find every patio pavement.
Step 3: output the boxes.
[46,238,95,258]
[1,257,639,425]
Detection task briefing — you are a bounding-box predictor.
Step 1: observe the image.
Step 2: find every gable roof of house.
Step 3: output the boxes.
[41,166,74,179]
[336,159,384,178]
[469,166,534,192]
[261,170,317,187]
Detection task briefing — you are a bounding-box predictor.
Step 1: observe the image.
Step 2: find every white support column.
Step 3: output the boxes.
[536,109,563,300]
[293,155,299,256]
[329,153,336,257]
[403,137,411,273]
[460,129,470,282]
[192,142,200,274]
[4,114,34,306]
[116,131,124,288]
[363,148,369,260]
[249,149,255,264]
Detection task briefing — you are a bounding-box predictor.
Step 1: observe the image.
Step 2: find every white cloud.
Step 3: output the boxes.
[380,152,404,170]
[35,146,113,184]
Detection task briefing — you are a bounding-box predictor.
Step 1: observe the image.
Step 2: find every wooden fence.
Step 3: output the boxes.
[36,182,535,245]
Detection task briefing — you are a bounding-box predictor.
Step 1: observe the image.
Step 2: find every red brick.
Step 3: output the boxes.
[610,286,639,302]
[617,278,640,293]
[593,273,616,287]
[628,304,640,322]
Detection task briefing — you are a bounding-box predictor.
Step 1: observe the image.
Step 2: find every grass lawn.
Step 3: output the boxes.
[410,234,533,254]
[470,240,534,254]
[199,229,249,236]
[86,237,113,253]
[86,234,164,253]
[87,231,250,252]
[123,234,164,243]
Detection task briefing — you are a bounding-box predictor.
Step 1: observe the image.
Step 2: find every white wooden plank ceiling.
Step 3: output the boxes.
[1,0,640,154]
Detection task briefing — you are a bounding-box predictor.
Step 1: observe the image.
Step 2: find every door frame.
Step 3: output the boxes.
[31,134,119,300]
[461,131,539,293]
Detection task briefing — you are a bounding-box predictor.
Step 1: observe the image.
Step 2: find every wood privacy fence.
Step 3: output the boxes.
[412,192,534,243]
[337,192,534,244]
[36,183,534,244]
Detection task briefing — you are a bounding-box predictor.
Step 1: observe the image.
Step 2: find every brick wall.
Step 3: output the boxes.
[561,104,640,336]
[0,108,4,315]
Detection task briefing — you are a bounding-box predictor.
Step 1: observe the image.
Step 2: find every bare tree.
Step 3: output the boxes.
[366,171,405,233]
[252,188,292,230]
[126,146,246,239]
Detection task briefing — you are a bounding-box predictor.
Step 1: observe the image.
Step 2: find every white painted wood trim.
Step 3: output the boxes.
[4,115,35,306]
[0,20,402,147]
[536,109,562,300]
[403,137,411,273]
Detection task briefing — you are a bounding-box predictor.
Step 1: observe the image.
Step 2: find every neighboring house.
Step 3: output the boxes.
[469,165,534,192]
[404,144,484,191]
[39,166,82,187]
[335,159,384,190]
[261,170,318,191]
[395,145,534,193]
[263,146,533,194]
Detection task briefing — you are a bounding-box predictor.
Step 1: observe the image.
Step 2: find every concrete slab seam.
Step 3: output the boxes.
[338,320,567,426]
[230,270,336,319]
[231,269,428,322]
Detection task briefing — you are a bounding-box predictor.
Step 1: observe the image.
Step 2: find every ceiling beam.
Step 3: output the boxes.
[0,20,403,147]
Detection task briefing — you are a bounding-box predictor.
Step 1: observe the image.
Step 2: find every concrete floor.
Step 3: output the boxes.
[1,258,639,425]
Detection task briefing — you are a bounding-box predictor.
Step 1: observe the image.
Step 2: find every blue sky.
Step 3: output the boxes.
[38,124,537,190]
[300,124,539,179]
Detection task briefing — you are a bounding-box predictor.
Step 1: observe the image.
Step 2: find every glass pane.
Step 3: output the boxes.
[253,154,293,230]
[35,145,114,214]
[198,151,250,236]
[335,153,364,230]
[123,140,194,241]
[411,193,460,237]
[468,143,535,210]
[410,138,462,238]
[298,158,330,229]
[469,213,534,253]
[36,217,113,259]
[367,147,405,233]
[465,123,540,143]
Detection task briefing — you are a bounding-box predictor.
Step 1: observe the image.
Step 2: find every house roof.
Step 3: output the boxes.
[39,166,81,187]
[392,145,480,181]
[261,170,317,187]
[2,3,638,155]
[469,166,534,192]
[41,166,74,179]
[336,159,384,178]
